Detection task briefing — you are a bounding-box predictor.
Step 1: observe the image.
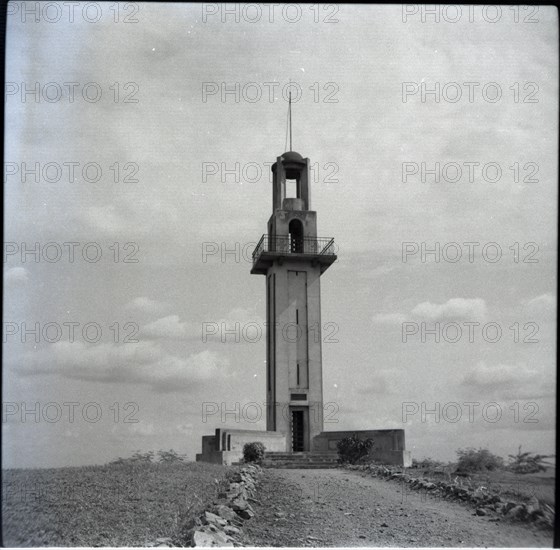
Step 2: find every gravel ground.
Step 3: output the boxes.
[241,468,553,547]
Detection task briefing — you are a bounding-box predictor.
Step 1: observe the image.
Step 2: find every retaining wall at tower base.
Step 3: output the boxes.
[196,428,287,465]
[312,429,412,467]
[196,428,411,466]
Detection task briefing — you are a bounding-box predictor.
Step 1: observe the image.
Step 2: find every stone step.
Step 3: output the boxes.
[261,460,336,463]
[261,451,339,469]
[264,454,337,458]
[264,454,336,458]
[262,459,338,464]
[232,451,339,469]
[264,453,337,458]
[264,458,337,462]
[264,458,338,464]
[262,462,339,469]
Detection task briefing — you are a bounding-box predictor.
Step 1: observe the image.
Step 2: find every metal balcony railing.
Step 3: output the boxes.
[253,235,336,260]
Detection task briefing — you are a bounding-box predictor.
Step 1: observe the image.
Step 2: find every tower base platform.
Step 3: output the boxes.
[196,428,411,467]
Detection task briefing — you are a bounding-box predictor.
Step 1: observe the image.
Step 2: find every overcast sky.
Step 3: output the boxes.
[3,3,558,468]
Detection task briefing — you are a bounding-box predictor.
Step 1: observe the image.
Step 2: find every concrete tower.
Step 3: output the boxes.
[251,151,336,452]
[197,150,410,467]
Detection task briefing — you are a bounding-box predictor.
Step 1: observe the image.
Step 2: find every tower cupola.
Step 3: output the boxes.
[271,151,311,212]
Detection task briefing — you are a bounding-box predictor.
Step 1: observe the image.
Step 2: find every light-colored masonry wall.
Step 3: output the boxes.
[313,429,412,467]
[196,429,288,465]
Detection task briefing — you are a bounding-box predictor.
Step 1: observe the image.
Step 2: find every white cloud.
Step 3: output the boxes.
[4,267,29,284]
[412,298,487,322]
[462,361,535,388]
[84,205,128,234]
[356,369,396,394]
[372,298,487,325]
[176,423,194,435]
[461,361,555,400]
[128,422,156,437]
[127,296,169,314]
[142,315,198,339]
[527,293,555,308]
[372,312,406,325]
[16,341,230,393]
[525,293,556,317]
[84,197,180,239]
[227,307,260,323]
[141,309,263,341]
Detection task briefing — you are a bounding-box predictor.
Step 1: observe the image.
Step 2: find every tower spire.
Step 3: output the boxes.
[288,90,292,152]
[284,81,293,153]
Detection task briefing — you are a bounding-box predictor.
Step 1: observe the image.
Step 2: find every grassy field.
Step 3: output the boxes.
[2,461,232,547]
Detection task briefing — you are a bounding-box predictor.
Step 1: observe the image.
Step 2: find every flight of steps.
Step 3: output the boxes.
[260,451,339,469]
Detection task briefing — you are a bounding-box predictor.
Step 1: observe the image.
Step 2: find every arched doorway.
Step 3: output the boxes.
[289,219,304,253]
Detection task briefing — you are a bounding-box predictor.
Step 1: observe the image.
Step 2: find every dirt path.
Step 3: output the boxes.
[241,468,553,547]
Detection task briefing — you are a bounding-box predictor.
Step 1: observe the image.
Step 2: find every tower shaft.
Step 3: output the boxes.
[251,151,336,452]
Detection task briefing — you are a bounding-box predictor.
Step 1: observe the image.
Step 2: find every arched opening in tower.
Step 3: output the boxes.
[289,219,304,253]
[285,178,299,199]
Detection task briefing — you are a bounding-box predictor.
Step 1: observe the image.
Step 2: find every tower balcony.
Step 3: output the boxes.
[251,234,337,275]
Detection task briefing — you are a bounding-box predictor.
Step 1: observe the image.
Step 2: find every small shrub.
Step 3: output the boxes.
[108,450,155,466]
[158,449,187,464]
[507,445,555,474]
[456,447,504,472]
[243,442,266,463]
[337,434,374,464]
[131,450,155,463]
